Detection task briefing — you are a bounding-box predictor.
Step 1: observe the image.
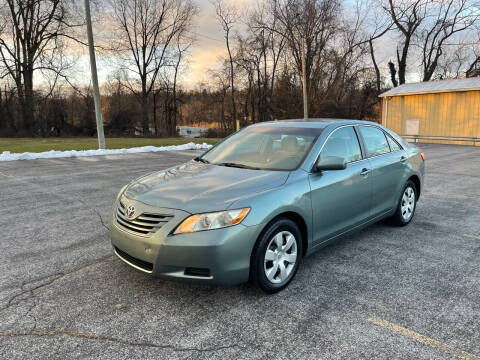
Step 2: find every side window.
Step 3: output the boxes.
[321,127,362,163]
[359,126,390,157]
[386,134,401,152]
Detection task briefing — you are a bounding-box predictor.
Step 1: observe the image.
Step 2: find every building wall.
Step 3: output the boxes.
[381,90,480,146]
[176,126,208,138]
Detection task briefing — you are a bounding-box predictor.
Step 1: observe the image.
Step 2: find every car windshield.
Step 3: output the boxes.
[200,126,321,171]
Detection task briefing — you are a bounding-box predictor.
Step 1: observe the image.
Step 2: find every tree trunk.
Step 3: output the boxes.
[153,92,159,136]
[141,78,149,135]
[243,76,251,126]
[466,57,480,78]
[22,68,35,135]
[423,57,438,82]
[369,40,381,92]
[172,62,179,137]
[141,95,149,136]
[388,62,398,87]
[221,89,227,132]
[397,42,410,85]
[4,86,16,134]
[250,86,256,124]
[256,67,263,122]
[164,89,173,137]
[226,33,236,131]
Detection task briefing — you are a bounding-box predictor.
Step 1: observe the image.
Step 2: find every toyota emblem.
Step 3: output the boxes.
[126,205,136,218]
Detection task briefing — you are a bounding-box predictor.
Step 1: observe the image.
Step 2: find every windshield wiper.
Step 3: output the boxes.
[194,157,210,164]
[216,162,261,170]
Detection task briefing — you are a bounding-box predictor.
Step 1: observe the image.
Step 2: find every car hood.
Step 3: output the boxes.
[124,161,289,213]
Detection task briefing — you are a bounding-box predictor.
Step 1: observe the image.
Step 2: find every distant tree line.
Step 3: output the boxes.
[0,0,478,137]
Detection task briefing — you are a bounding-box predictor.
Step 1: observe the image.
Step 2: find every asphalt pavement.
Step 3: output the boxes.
[0,144,479,359]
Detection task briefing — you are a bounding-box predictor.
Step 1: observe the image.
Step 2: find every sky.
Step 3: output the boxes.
[56,0,420,90]
[180,0,236,87]
[86,0,254,89]
[178,0,400,87]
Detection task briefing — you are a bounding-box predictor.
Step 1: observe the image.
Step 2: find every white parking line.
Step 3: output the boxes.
[464,234,480,240]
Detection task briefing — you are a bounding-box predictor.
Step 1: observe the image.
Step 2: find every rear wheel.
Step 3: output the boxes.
[251,218,302,294]
[389,180,417,226]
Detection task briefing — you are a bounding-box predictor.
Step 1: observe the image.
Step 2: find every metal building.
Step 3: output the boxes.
[176,126,209,138]
[379,78,480,146]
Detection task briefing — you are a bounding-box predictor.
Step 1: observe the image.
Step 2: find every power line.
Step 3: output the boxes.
[186,30,224,43]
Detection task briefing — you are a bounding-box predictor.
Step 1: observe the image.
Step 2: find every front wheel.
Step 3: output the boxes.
[388,180,417,226]
[251,218,302,294]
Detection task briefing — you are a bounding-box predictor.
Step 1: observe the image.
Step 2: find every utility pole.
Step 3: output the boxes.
[301,36,308,119]
[84,0,106,149]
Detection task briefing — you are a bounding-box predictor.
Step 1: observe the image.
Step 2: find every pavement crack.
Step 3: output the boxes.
[74,197,110,231]
[25,297,38,333]
[0,255,114,313]
[0,329,240,353]
[94,208,110,231]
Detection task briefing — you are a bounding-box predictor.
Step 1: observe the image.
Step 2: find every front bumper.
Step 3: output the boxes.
[110,199,262,286]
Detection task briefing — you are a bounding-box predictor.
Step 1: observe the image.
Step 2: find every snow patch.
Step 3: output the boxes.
[0,142,212,162]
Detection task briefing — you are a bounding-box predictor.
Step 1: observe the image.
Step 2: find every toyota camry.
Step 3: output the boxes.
[110,119,425,293]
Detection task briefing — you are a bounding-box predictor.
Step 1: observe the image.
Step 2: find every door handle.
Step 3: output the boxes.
[400,156,407,163]
[361,168,370,176]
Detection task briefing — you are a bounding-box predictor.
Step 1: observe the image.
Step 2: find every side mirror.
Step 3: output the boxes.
[315,156,347,172]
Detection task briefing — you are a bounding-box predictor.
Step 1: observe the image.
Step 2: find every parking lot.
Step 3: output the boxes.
[1,144,479,359]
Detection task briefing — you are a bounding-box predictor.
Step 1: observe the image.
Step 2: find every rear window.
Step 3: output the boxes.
[386,134,401,151]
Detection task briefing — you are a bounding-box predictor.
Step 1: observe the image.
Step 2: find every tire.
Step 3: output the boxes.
[251,217,303,294]
[388,180,417,226]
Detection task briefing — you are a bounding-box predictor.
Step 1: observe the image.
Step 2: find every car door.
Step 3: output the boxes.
[357,125,407,217]
[308,126,372,246]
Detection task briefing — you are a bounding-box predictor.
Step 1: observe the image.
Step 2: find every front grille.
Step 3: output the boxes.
[114,246,153,272]
[116,201,172,236]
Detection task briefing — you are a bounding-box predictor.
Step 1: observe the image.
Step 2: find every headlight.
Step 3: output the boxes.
[173,208,250,234]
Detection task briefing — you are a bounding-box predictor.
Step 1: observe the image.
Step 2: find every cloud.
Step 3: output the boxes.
[181,42,226,87]
[178,0,257,88]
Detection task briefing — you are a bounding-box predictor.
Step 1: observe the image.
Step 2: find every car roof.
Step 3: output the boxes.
[249,118,380,129]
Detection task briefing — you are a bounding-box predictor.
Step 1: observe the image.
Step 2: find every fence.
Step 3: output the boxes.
[401,134,480,146]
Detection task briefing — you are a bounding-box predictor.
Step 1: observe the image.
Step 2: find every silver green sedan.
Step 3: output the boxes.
[111,119,425,293]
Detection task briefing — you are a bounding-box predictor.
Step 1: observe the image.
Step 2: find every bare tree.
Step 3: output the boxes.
[369,39,382,90]
[361,0,393,91]
[465,31,480,77]
[328,0,380,108]
[0,81,16,133]
[383,0,428,85]
[466,53,480,77]
[212,0,237,130]
[435,43,472,78]
[419,0,478,81]
[155,32,193,136]
[266,0,340,98]
[111,0,197,135]
[0,0,73,134]
[170,34,192,134]
[208,64,230,132]
[245,1,287,122]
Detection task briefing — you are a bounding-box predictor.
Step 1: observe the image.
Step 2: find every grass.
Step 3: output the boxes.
[0,137,221,154]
